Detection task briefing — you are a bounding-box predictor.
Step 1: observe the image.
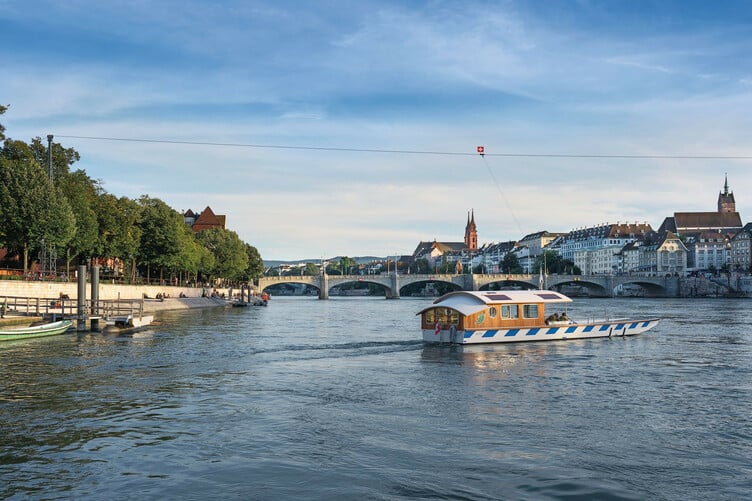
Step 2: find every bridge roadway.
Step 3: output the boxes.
[256,273,681,299]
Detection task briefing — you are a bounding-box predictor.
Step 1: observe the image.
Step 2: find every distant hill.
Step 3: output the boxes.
[264,256,384,268]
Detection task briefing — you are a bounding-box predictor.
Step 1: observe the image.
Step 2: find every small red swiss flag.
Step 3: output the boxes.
[477,146,485,154]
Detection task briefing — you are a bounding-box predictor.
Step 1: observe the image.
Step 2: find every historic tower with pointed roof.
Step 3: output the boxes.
[718,174,736,213]
[464,210,478,250]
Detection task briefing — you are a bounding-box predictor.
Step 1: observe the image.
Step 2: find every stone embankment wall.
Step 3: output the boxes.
[0,280,228,301]
[679,276,752,297]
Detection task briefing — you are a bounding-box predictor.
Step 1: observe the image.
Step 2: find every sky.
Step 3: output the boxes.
[2,1,752,261]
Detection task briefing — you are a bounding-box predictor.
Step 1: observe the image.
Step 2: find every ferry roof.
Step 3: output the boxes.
[416,290,572,317]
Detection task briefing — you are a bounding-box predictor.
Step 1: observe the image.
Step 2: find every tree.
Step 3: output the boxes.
[174,222,209,285]
[534,250,580,275]
[243,244,264,281]
[95,194,143,282]
[304,263,319,276]
[500,252,523,274]
[413,258,430,274]
[0,156,75,272]
[0,104,7,141]
[195,227,248,282]
[136,196,183,282]
[58,169,100,269]
[1,138,35,163]
[338,256,356,274]
[436,256,454,273]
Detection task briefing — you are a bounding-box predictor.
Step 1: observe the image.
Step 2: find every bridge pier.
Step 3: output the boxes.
[319,273,329,300]
[386,274,401,299]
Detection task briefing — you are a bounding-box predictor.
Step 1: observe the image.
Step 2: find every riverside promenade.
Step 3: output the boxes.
[0,280,233,322]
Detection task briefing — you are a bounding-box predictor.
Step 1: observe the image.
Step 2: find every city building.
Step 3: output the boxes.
[688,231,733,272]
[658,176,742,236]
[518,231,565,258]
[558,222,653,264]
[655,231,688,276]
[658,177,743,272]
[477,241,517,273]
[184,206,226,232]
[412,210,479,269]
[730,223,752,272]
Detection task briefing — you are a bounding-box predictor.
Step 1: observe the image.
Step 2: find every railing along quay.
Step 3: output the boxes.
[0,295,145,324]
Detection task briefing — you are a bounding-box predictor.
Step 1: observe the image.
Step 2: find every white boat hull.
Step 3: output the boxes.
[423,318,660,344]
[104,314,154,333]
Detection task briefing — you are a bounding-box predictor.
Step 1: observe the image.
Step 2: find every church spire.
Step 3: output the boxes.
[464,209,478,250]
[718,174,735,213]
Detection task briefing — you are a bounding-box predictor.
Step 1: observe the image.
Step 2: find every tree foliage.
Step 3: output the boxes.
[136,196,184,277]
[195,227,248,281]
[0,156,75,271]
[0,104,7,141]
[28,136,81,181]
[244,244,264,280]
[58,169,100,264]
[534,250,581,275]
[500,252,524,274]
[0,110,263,282]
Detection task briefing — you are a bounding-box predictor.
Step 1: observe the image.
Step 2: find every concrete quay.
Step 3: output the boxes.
[0,280,235,317]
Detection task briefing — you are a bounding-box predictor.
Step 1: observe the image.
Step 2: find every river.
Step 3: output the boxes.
[1,297,750,500]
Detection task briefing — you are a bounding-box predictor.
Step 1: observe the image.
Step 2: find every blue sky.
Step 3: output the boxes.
[2,1,752,261]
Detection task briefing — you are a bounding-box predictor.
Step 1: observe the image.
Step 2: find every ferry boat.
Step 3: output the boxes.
[418,290,659,344]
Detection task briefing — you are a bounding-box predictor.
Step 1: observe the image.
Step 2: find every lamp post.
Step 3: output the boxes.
[45,135,56,280]
[47,134,53,181]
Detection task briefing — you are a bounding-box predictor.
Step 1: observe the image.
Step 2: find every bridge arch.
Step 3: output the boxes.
[257,273,678,298]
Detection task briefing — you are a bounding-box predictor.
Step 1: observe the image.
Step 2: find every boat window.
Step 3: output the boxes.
[523,304,539,318]
[488,306,497,318]
[501,304,519,319]
[448,309,459,325]
[434,308,459,325]
[425,309,435,323]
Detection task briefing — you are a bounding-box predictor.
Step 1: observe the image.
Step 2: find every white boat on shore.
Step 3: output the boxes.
[418,290,659,345]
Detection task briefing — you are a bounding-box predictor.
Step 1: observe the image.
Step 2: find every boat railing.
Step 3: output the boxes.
[0,295,145,321]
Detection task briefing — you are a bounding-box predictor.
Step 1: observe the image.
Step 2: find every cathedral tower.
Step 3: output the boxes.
[718,174,736,213]
[464,210,478,250]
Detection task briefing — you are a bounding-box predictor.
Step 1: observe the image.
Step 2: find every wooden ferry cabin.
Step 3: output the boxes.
[418,289,659,345]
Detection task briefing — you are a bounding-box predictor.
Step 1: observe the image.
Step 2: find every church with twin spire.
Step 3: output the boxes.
[411,209,478,264]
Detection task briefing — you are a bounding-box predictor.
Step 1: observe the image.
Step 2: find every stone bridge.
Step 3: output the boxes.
[256,273,681,299]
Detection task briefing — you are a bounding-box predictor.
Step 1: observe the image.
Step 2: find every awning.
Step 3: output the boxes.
[416,294,488,316]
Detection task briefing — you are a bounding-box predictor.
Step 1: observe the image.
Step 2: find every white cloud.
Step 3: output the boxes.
[3,1,752,260]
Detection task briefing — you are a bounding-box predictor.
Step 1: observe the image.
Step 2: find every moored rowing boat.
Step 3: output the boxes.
[0,320,74,342]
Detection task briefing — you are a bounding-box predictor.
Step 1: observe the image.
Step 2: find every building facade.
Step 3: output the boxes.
[730,223,752,272]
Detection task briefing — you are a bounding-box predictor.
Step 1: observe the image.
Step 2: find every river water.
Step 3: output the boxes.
[1,297,750,500]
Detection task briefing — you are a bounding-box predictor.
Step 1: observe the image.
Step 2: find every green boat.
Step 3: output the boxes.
[0,320,73,342]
